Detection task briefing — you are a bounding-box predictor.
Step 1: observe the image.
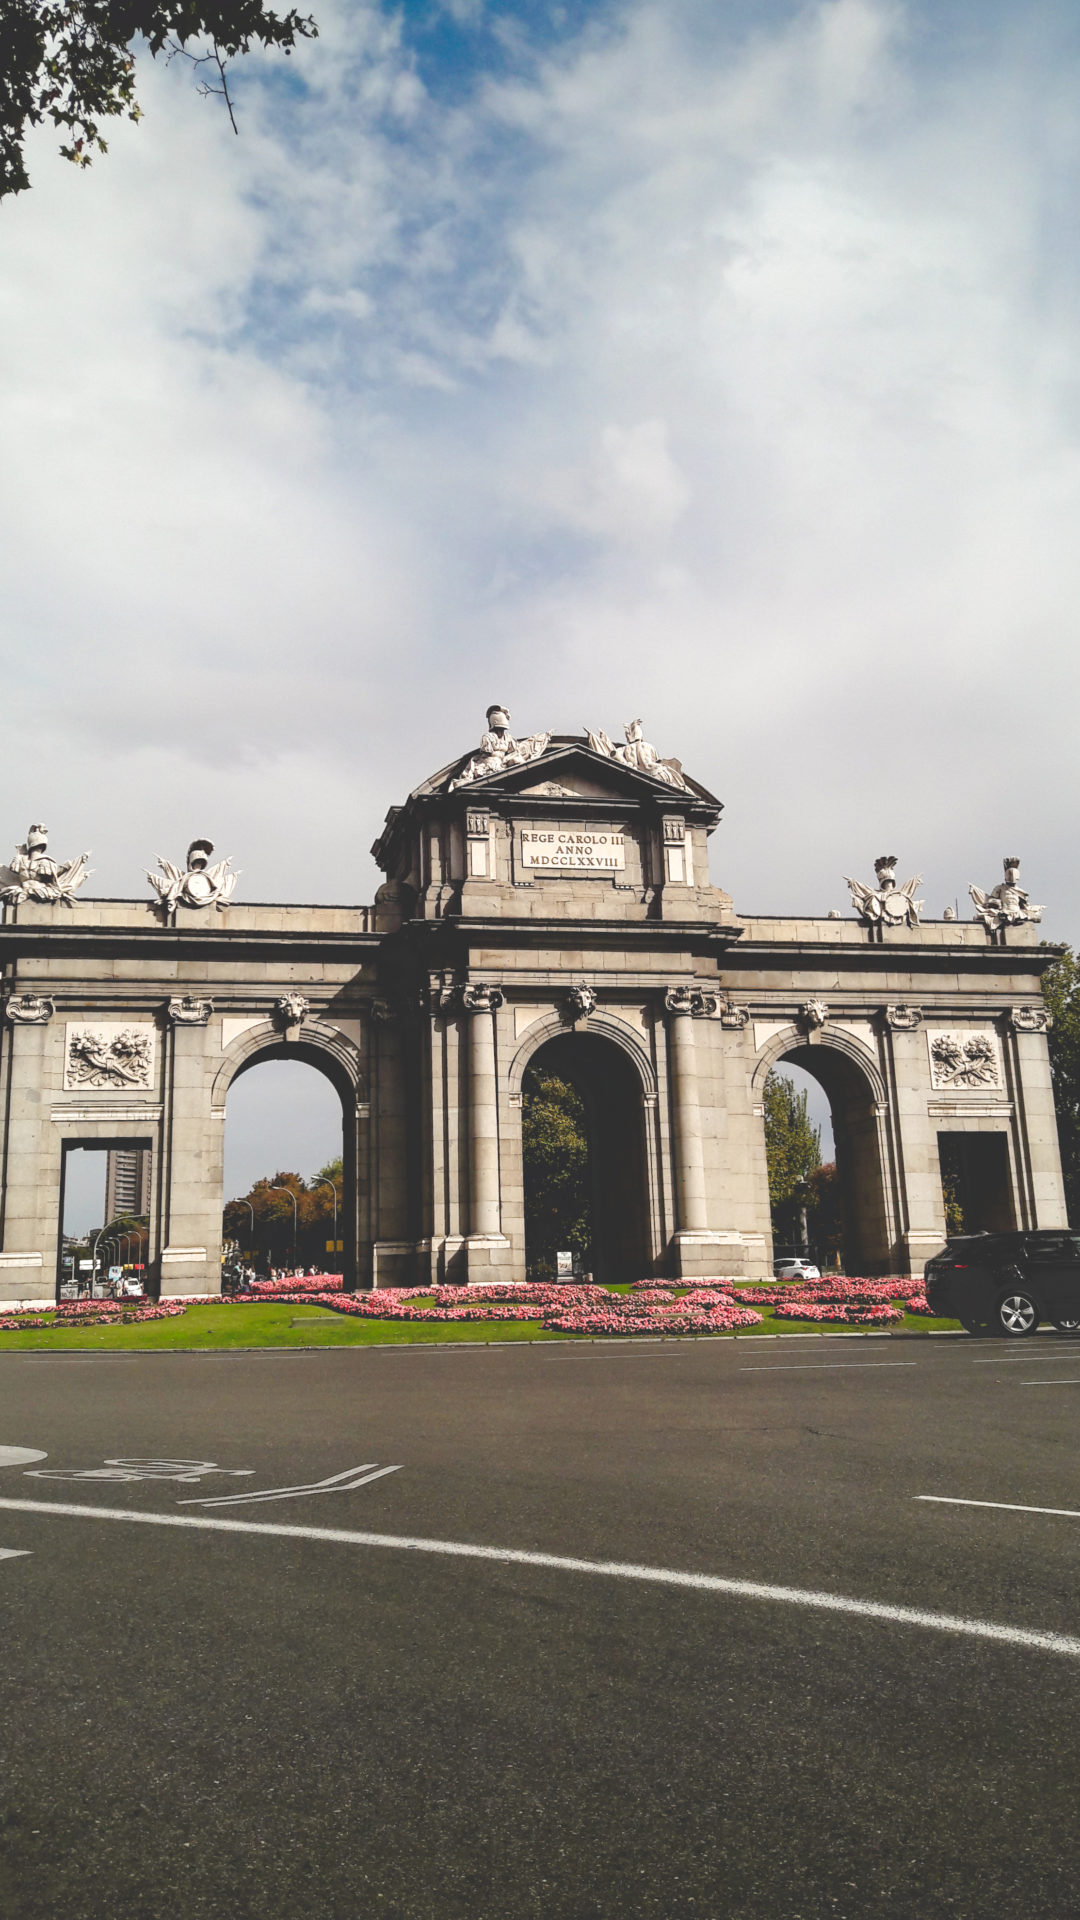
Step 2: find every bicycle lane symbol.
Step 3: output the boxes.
[24,1459,257,1486]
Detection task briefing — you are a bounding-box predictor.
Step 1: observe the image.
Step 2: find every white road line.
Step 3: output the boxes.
[0,1446,46,1466]
[0,1497,1077,1659]
[972,1354,1080,1364]
[917,1496,1080,1521]
[1018,1379,1080,1387]
[740,1363,918,1373]
[0,1548,30,1562]
[180,1464,403,1507]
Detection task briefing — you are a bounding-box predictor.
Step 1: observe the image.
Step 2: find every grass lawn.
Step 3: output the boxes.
[0,1296,963,1350]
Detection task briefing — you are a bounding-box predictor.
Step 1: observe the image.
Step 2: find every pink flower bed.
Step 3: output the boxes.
[242,1275,345,1297]
[0,1300,188,1330]
[771,1302,903,1325]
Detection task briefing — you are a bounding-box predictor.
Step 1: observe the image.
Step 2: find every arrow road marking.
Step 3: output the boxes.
[0,1549,30,1563]
[178,1464,403,1508]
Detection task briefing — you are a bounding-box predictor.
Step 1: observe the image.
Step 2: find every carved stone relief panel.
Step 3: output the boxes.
[64,1023,155,1091]
[926,1027,1004,1091]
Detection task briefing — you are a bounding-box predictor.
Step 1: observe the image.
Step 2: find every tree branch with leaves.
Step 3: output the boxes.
[1,0,316,198]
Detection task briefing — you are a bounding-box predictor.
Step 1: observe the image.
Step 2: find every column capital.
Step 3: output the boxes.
[461,984,504,1014]
[665,985,698,1017]
[3,994,54,1025]
[1009,1005,1052,1033]
[883,1004,922,1031]
[167,996,213,1026]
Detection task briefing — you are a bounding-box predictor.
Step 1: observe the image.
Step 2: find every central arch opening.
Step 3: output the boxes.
[222,1048,356,1286]
[522,1032,649,1284]
[765,1044,889,1274]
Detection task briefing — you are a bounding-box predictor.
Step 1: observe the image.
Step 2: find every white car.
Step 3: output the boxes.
[774,1258,821,1281]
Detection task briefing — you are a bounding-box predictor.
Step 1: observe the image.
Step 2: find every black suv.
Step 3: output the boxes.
[924,1231,1080,1336]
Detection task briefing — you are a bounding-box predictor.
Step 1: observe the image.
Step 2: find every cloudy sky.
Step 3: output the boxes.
[5,0,1079,1214]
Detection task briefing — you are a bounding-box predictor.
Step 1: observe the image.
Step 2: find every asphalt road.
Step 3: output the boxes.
[2,1332,1080,1919]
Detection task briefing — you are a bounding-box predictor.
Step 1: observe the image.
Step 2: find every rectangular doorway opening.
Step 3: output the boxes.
[58,1141,153,1301]
[937,1132,1015,1236]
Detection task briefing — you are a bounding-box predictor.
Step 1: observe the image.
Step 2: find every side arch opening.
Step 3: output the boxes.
[764,1042,890,1276]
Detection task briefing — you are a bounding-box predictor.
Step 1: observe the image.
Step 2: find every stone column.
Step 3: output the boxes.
[463,984,504,1237]
[665,987,708,1233]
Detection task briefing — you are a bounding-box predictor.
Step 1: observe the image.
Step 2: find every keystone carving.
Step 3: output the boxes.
[970,858,1044,934]
[564,985,597,1021]
[4,994,54,1025]
[1009,1006,1052,1034]
[275,993,310,1030]
[460,984,505,1014]
[800,1000,829,1030]
[885,1005,923,1030]
[0,825,91,908]
[844,856,923,928]
[167,996,213,1026]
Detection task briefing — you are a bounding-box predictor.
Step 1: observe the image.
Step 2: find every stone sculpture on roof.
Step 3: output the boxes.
[970,858,1043,933]
[844,855,923,928]
[0,824,92,907]
[147,839,238,916]
[585,718,690,791]
[449,705,552,790]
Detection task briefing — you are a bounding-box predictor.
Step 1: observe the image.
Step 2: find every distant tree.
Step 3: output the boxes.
[764,1069,822,1250]
[223,1160,342,1270]
[521,1070,590,1282]
[1,0,317,200]
[1041,945,1080,1225]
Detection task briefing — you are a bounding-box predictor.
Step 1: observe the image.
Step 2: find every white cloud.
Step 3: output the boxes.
[2,0,1079,939]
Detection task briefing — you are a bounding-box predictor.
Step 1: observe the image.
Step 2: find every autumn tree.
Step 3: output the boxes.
[224,1156,342,1270]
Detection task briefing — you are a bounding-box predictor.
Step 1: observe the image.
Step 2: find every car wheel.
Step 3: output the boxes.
[997,1292,1040,1336]
[1051,1317,1080,1333]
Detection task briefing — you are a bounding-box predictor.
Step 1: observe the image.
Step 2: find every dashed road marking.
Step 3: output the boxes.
[1,1497,1079,1658]
[740,1363,918,1373]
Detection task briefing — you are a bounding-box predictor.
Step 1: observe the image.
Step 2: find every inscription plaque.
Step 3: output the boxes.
[520,828,625,873]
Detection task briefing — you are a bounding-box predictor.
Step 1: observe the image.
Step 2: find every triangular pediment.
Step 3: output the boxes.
[420,739,720,810]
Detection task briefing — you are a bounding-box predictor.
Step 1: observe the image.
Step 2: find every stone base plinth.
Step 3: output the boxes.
[673,1229,767,1282]
[461,1235,517,1286]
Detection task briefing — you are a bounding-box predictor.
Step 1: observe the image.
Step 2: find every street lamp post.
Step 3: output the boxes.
[312,1177,339,1269]
[270,1184,298,1270]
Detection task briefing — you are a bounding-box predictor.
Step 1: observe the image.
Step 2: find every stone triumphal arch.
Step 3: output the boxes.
[0,716,1065,1301]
